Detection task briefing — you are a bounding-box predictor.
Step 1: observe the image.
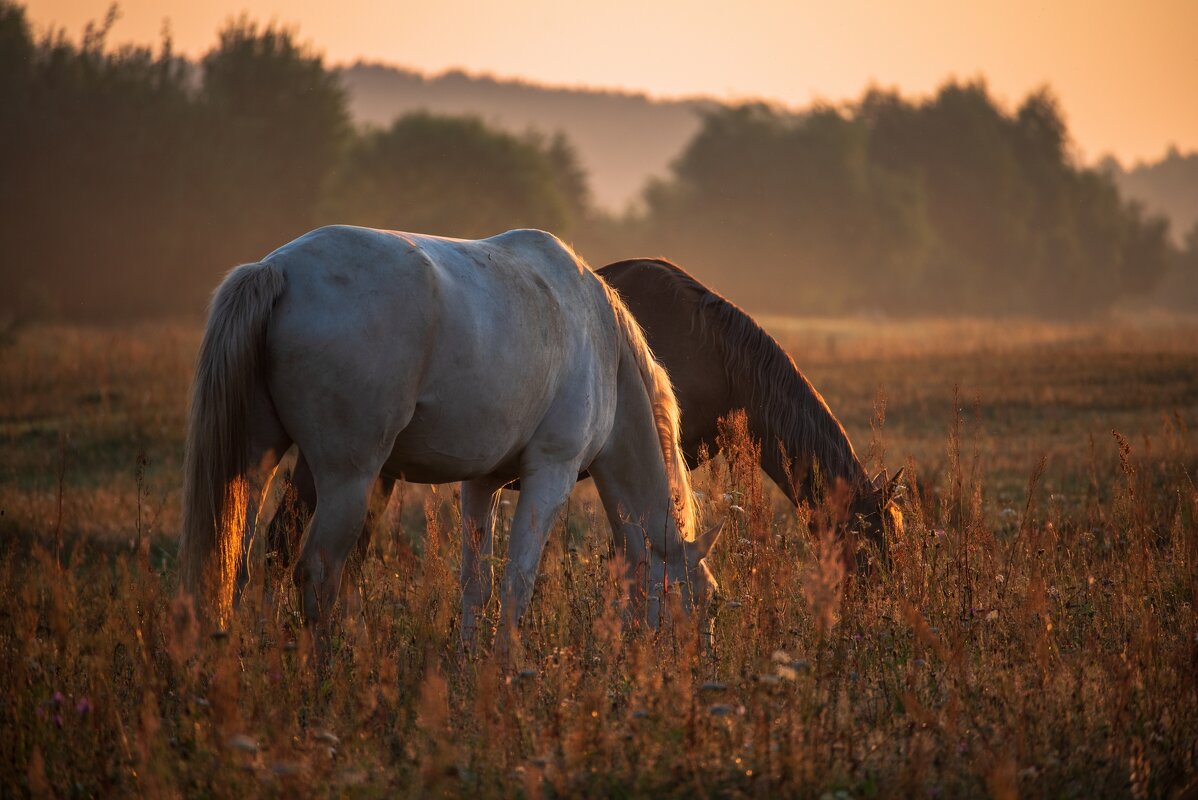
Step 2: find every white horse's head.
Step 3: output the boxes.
[645,519,724,633]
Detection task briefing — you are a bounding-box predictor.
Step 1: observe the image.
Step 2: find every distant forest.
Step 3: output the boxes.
[2,1,1195,322]
[1103,150,1198,248]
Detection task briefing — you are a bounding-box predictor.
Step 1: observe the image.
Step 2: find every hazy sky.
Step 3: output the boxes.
[25,0,1198,166]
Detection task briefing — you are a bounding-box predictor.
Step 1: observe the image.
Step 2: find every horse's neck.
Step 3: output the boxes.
[587,355,684,567]
[739,371,868,505]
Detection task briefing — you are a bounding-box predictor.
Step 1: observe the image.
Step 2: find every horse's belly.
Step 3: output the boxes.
[379,399,531,484]
[379,445,517,484]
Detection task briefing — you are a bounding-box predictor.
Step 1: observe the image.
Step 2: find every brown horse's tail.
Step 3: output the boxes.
[179,262,286,622]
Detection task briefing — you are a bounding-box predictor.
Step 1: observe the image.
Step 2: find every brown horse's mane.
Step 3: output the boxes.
[600,258,868,498]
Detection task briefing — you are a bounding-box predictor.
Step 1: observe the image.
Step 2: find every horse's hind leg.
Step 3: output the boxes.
[338,474,396,614]
[233,392,292,609]
[266,449,316,584]
[356,475,396,564]
[293,471,378,640]
[460,477,505,651]
[266,455,393,597]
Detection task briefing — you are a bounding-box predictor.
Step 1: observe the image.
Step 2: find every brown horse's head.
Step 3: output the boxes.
[849,467,905,571]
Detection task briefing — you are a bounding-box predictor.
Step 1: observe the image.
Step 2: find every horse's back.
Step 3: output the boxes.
[263,224,594,337]
[269,225,593,320]
[598,259,708,350]
[262,225,616,483]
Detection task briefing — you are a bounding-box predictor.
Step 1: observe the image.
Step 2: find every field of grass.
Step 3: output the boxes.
[1,315,1196,797]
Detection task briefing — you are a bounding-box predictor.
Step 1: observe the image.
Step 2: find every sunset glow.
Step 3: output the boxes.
[25,0,1198,166]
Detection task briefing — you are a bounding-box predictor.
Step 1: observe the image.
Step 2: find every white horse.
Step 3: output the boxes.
[178,225,721,646]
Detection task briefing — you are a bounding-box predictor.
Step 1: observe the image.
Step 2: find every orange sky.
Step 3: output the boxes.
[24,0,1198,166]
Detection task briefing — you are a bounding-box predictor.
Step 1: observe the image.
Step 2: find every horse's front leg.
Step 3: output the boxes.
[603,511,651,632]
[496,464,579,661]
[459,477,505,653]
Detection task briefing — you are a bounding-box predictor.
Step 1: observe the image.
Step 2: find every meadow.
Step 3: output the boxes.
[1,314,1196,797]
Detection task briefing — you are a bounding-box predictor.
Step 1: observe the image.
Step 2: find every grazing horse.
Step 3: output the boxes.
[598,258,904,560]
[178,226,721,643]
[270,257,903,570]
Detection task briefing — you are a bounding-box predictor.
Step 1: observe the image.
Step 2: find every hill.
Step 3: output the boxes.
[338,62,714,210]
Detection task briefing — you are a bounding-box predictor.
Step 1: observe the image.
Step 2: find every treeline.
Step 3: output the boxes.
[604,91,1184,316]
[0,4,587,320]
[1,1,1193,321]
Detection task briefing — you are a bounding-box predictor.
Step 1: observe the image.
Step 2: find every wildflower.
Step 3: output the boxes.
[75,697,92,715]
[337,769,368,786]
[228,734,259,754]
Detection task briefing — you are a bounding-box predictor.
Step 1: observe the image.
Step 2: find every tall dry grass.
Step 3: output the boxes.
[1,318,1196,796]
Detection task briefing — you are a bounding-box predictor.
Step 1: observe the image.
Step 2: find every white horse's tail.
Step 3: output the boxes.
[179,262,286,621]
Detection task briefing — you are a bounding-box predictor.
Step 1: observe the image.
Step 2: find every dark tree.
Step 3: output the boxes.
[324,113,582,240]
[195,18,350,268]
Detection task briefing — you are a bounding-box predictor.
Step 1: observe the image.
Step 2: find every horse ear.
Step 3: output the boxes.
[692,519,724,561]
[885,467,907,499]
[871,470,885,490]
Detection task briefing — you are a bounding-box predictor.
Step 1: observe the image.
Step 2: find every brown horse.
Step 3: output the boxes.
[599,258,904,558]
[267,257,903,571]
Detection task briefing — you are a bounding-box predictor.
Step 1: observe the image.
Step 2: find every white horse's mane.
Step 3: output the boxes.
[597,276,697,542]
